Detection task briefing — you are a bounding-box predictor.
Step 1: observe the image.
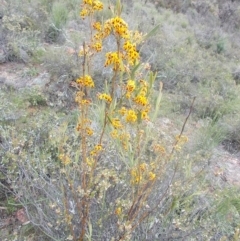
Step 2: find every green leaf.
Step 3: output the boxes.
[143,23,161,41]
[152,81,163,121]
[147,71,157,96]
[130,62,141,80]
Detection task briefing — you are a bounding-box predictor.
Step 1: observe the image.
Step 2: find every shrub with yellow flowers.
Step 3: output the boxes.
[56,1,193,241]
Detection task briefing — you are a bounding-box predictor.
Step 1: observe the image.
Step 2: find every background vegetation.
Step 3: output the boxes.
[0,0,240,240]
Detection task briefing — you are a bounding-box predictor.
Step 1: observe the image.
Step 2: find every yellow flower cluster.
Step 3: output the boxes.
[100,16,129,39]
[90,144,103,156]
[130,169,142,184]
[123,40,139,65]
[132,80,149,115]
[141,109,149,120]
[139,80,148,96]
[104,52,123,70]
[91,42,102,52]
[126,80,136,94]
[98,93,112,103]
[76,75,94,88]
[80,0,103,18]
[130,163,156,185]
[111,118,123,129]
[93,21,101,31]
[125,109,137,123]
[76,118,91,132]
[111,16,129,38]
[134,95,147,106]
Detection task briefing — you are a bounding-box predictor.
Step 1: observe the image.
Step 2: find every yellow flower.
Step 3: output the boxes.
[86,127,94,136]
[93,21,102,31]
[111,16,129,38]
[115,207,122,216]
[80,8,89,18]
[123,41,135,51]
[98,93,112,103]
[149,172,156,181]
[134,95,148,106]
[83,0,103,10]
[126,109,137,123]
[103,19,112,37]
[80,99,91,105]
[141,110,149,120]
[94,32,103,41]
[90,144,103,156]
[76,75,94,88]
[104,52,123,70]
[126,79,135,93]
[111,118,122,129]
[131,169,142,184]
[91,42,102,52]
[123,41,139,65]
[92,0,103,11]
[83,0,93,4]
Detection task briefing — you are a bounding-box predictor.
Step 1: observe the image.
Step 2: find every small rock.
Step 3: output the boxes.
[19,48,29,63]
[27,72,51,88]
